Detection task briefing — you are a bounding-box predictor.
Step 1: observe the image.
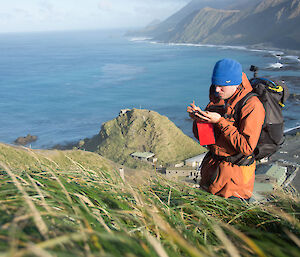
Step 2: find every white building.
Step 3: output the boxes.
[185,153,207,167]
[165,166,201,180]
[131,152,156,163]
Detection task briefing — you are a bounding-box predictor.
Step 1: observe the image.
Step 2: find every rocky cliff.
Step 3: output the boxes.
[132,0,300,50]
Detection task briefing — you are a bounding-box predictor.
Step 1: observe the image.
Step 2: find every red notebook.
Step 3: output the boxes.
[196,121,216,146]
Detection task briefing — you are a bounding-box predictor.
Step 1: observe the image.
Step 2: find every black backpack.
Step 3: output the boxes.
[235,76,289,160]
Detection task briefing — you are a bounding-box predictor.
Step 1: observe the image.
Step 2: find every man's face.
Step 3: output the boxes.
[215,85,239,100]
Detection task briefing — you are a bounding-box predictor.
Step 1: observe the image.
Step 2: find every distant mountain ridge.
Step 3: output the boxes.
[126,0,252,38]
[130,0,300,50]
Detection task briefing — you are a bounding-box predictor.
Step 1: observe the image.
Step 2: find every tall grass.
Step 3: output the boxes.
[0,144,299,257]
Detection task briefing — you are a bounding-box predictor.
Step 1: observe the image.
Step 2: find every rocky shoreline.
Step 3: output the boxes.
[14,134,38,146]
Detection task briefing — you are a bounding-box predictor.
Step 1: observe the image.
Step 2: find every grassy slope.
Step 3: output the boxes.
[83,109,206,168]
[0,143,299,257]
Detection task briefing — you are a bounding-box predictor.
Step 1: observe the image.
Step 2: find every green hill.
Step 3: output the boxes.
[82,108,206,168]
[0,142,299,256]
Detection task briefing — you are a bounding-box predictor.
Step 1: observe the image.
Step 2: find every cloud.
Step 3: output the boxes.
[97,0,112,11]
[0,0,190,33]
[93,0,188,27]
[0,13,12,22]
[38,1,54,12]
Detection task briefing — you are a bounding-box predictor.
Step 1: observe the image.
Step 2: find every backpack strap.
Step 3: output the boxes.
[211,91,258,166]
[210,151,255,166]
[252,77,277,88]
[234,91,258,123]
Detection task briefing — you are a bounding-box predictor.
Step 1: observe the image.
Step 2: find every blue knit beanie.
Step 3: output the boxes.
[211,58,242,86]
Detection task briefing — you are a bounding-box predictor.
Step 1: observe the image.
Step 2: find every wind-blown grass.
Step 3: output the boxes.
[0,143,299,257]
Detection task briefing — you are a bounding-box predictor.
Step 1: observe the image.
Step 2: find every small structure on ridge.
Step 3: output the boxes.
[130,152,157,163]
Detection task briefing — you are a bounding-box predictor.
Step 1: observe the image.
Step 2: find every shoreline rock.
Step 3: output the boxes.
[14,134,38,146]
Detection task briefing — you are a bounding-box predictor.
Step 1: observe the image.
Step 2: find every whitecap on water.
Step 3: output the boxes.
[268,62,283,68]
[283,55,300,62]
[129,37,152,42]
[269,50,284,56]
[165,42,248,51]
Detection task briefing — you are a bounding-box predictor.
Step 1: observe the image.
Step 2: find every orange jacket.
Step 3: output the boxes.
[197,73,265,199]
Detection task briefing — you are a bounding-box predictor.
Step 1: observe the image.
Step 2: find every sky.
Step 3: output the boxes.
[0,0,190,33]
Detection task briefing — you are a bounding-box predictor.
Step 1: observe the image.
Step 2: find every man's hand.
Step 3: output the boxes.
[187,101,221,123]
[194,110,221,123]
[187,101,202,120]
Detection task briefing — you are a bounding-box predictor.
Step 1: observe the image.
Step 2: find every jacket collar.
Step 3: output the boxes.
[226,73,252,112]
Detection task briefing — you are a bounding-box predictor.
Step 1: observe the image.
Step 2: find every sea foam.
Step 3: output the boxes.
[129,37,152,42]
[268,62,284,68]
[283,55,300,62]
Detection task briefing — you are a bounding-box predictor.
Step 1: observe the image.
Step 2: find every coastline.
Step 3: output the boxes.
[130,37,300,59]
[131,38,300,88]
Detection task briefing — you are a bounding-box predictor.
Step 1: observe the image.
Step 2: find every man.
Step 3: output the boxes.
[187,58,265,200]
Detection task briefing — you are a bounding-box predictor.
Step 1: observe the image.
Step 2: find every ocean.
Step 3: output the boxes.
[0,29,299,148]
